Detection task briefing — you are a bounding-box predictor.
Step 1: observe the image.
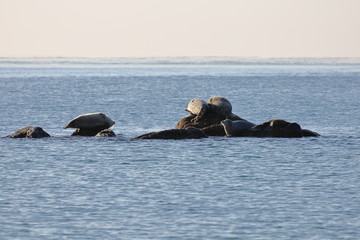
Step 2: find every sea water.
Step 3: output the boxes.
[0,57,359,239]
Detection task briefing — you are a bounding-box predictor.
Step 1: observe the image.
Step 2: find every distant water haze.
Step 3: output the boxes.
[0,0,359,57]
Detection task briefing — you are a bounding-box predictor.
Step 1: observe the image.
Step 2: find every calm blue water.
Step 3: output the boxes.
[0,57,359,239]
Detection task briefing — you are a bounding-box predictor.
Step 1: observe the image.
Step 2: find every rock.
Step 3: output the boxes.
[95,129,116,137]
[201,124,227,136]
[70,127,106,137]
[251,119,304,138]
[135,127,208,140]
[302,129,321,137]
[5,126,51,138]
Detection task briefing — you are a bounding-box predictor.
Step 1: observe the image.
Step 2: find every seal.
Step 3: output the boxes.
[185,98,208,117]
[207,96,232,118]
[221,119,256,137]
[63,112,115,129]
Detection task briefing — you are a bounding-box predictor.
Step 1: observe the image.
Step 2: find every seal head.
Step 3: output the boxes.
[185,98,208,117]
[207,96,232,118]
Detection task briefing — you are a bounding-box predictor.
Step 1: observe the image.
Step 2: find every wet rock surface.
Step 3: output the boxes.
[5,126,51,138]
[136,128,208,140]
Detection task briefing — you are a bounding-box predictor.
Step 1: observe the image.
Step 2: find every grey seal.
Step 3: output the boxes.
[221,119,256,137]
[185,98,208,117]
[207,96,233,118]
[63,112,115,129]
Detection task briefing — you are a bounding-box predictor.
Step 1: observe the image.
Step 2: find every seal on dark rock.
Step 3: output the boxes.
[221,119,257,137]
[176,102,244,136]
[185,98,208,117]
[207,96,233,118]
[135,128,208,140]
[95,129,116,137]
[63,112,115,129]
[5,126,51,138]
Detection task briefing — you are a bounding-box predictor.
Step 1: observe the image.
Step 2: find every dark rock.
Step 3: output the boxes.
[5,126,51,138]
[201,124,226,136]
[95,129,116,137]
[251,119,304,138]
[136,127,208,140]
[71,127,107,137]
[302,129,320,137]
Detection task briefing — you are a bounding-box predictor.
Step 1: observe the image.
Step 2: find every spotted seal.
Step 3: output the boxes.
[185,98,208,117]
[207,96,233,118]
[63,112,115,129]
[221,119,256,137]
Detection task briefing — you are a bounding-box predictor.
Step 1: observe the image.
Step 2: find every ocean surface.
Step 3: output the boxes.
[0,57,359,239]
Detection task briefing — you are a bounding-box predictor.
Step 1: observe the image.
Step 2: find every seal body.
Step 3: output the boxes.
[185,98,208,117]
[207,96,232,118]
[221,119,256,137]
[63,112,115,129]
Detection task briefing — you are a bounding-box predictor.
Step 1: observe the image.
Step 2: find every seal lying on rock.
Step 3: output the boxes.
[185,98,208,117]
[135,128,208,140]
[221,119,257,137]
[5,126,51,138]
[207,96,233,118]
[64,112,115,136]
[64,112,115,129]
[176,96,244,136]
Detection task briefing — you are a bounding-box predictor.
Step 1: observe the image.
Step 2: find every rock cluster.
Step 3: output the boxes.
[3,97,320,139]
[175,96,320,138]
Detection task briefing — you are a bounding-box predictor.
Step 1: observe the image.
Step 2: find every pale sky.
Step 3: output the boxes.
[0,0,359,57]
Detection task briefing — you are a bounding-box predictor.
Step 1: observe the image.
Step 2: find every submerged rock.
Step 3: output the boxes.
[70,127,106,137]
[135,128,208,140]
[5,126,51,138]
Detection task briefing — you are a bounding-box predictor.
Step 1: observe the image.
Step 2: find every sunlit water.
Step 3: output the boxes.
[1,57,359,239]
